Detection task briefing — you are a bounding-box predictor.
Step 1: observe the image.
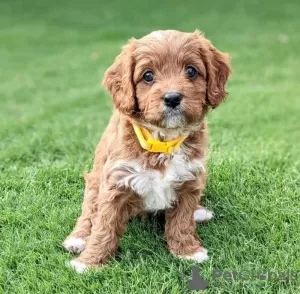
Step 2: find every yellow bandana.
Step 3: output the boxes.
[132,123,185,154]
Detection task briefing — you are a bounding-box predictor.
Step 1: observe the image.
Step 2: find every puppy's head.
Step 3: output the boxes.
[103,30,231,129]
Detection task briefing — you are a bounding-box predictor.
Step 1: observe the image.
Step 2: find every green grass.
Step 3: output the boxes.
[0,0,299,293]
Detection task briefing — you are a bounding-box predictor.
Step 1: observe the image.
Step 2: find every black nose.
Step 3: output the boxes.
[164,92,182,108]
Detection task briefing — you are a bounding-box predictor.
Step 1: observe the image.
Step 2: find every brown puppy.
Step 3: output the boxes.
[64,30,231,273]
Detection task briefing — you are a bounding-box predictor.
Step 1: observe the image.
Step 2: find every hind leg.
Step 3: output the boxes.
[193,205,213,223]
[64,172,99,253]
[69,189,142,273]
[192,174,213,223]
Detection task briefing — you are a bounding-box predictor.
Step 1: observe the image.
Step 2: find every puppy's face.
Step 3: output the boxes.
[103,30,231,129]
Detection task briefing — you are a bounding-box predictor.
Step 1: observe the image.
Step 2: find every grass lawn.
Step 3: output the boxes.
[0,0,299,293]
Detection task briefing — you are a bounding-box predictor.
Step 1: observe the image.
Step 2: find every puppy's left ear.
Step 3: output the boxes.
[194,31,231,108]
[102,39,136,114]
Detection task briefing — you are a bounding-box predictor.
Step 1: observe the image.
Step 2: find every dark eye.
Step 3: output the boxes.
[186,66,198,79]
[143,71,154,83]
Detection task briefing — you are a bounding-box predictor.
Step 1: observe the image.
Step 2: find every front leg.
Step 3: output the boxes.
[165,179,208,263]
[69,189,141,273]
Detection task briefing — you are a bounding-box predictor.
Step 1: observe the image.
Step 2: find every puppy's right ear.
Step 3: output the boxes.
[102,39,136,114]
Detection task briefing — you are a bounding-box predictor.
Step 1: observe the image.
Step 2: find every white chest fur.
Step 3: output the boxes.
[110,152,205,211]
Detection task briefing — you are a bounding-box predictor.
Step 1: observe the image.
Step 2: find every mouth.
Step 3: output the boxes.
[162,107,186,129]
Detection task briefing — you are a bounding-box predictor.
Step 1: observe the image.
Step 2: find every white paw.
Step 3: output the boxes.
[193,208,213,222]
[178,249,209,263]
[63,237,86,253]
[69,260,87,274]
